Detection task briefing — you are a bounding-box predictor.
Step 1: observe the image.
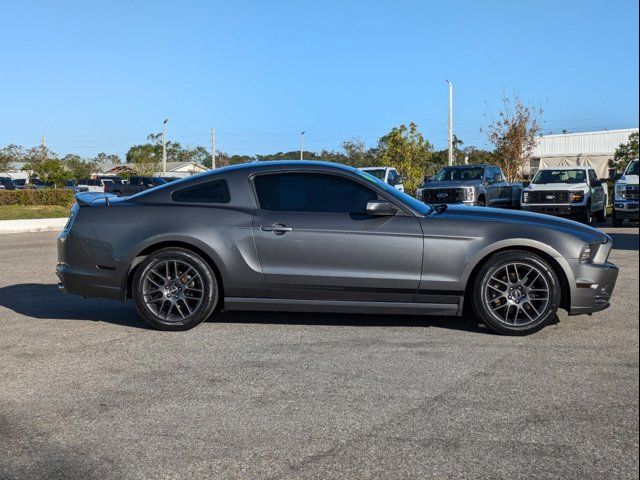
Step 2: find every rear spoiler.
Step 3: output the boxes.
[75,192,118,206]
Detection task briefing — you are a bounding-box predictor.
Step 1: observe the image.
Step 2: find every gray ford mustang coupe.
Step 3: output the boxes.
[57,161,619,335]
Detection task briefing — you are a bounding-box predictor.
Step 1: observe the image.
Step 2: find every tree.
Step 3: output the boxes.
[377,122,432,191]
[610,131,639,172]
[0,144,26,172]
[24,145,57,164]
[91,152,121,169]
[341,138,379,168]
[24,158,71,187]
[482,93,543,182]
[62,154,96,179]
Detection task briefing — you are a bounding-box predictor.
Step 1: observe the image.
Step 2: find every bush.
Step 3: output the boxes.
[0,189,75,206]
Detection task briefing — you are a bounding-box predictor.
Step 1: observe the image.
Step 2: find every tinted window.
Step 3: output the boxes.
[588,170,599,185]
[254,173,378,213]
[172,180,230,204]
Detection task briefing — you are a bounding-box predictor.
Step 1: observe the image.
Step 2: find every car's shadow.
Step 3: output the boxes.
[0,283,493,334]
[607,230,639,251]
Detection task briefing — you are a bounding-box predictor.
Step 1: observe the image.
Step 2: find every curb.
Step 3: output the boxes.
[0,218,68,234]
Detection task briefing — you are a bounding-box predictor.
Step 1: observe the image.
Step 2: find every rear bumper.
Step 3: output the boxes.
[522,204,586,217]
[568,261,619,315]
[56,262,123,300]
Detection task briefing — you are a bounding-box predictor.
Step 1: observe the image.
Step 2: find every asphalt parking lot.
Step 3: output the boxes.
[0,226,638,480]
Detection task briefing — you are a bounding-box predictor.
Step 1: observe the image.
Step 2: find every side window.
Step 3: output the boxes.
[254,173,378,213]
[484,168,494,182]
[172,180,230,204]
[588,170,599,185]
[387,170,397,185]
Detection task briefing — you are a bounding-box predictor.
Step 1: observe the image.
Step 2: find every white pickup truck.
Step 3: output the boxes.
[613,158,639,227]
[521,166,608,224]
[359,167,404,193]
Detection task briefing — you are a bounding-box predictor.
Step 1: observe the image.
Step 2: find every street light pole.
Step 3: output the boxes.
[300,131,305,160]
[446,80,454,166]
[162,119,168,176]
[210,128,216,169]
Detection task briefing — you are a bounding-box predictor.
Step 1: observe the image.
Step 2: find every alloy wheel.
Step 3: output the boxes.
[142,259,204,322]
[483,262,550,327]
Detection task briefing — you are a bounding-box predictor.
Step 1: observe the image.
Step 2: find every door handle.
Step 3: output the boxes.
[261,223,292,235]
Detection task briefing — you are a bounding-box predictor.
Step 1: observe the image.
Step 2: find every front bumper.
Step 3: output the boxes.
[522,204,586,217]
[614,201,639,220]
[568,261,619,315]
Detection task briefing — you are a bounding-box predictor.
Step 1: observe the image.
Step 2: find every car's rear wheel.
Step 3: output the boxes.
[477,196,486,207]
[132,248,219,331]
[471,251,561,335]
[612,211,624,227]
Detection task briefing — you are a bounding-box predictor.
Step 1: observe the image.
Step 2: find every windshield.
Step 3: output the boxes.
[433,166,483,182]
[625,160,639,176]
[356,170,429,215]
[361,169,386,180]
[532,169,586,184]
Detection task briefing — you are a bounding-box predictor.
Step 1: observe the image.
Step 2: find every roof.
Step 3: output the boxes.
[532,128,638,157]
[537,165,594,171]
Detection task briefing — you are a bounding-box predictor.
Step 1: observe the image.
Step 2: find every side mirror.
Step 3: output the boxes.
[592,179,602,187]
[423,176,432,183]
[366,200,398,216]
[493,173,503,183]
[396,175,404,184]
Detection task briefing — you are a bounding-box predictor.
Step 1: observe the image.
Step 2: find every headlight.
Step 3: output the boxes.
[522,191,530,203]
[615,183,626,201]
[579,242,605,263]
[570,192,584,203]
[463,187,475,202]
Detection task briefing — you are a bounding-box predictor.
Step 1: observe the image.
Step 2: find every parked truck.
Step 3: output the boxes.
[520,166,607,224]
[612,158,639,227]
[105,176,167,196]
[416,164,521,208]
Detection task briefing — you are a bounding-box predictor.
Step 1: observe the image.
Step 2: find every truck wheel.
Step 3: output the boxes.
[595,206,607,223]
[612,212,624,227]
[113,190,123,196]
[471,250,561,335]
[579,201,591,224]
[477,196,486,207]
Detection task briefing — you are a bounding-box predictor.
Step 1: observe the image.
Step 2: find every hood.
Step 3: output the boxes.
[436,205,609,244]
[423,180,483,189]
[618,174,639,185]
[525,183,587,191]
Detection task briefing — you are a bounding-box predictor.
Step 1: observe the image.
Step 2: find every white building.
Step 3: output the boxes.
[527,128,638,178]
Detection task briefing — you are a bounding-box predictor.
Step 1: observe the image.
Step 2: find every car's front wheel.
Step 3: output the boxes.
[132,248,219,331]
[471,251,561,335]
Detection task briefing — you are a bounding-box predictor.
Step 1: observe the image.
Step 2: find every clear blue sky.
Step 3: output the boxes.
[1,0,638,159]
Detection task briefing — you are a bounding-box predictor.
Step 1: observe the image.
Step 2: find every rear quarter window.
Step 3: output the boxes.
[171,179,230,204]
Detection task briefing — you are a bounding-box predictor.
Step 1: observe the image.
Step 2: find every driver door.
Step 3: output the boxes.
[251,171,424,303]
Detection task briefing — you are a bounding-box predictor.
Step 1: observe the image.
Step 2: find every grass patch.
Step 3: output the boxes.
[0,205,72,220]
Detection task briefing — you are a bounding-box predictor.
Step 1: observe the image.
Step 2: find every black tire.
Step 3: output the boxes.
[112,190,123,196]
[132,247,219,331]
[477,196,486,207]
[471,250,561,335]
[612,211,624,227]
[578,201,591,224]
[595,205,607,223]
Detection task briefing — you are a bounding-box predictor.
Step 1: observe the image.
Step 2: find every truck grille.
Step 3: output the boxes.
[423,188,464,203]
[624,185,639,201]
[526,191,571,204]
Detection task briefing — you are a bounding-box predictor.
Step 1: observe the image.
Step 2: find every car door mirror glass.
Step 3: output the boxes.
[366,200,398,216]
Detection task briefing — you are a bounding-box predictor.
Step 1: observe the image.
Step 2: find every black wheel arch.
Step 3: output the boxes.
[125,241,225,308]
[464,246,571,312]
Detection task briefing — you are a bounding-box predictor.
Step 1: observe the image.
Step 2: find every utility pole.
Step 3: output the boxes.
[162,119,168,176]
[447,80,454,166]
[210,128,216,169]
[300,131,305,160]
